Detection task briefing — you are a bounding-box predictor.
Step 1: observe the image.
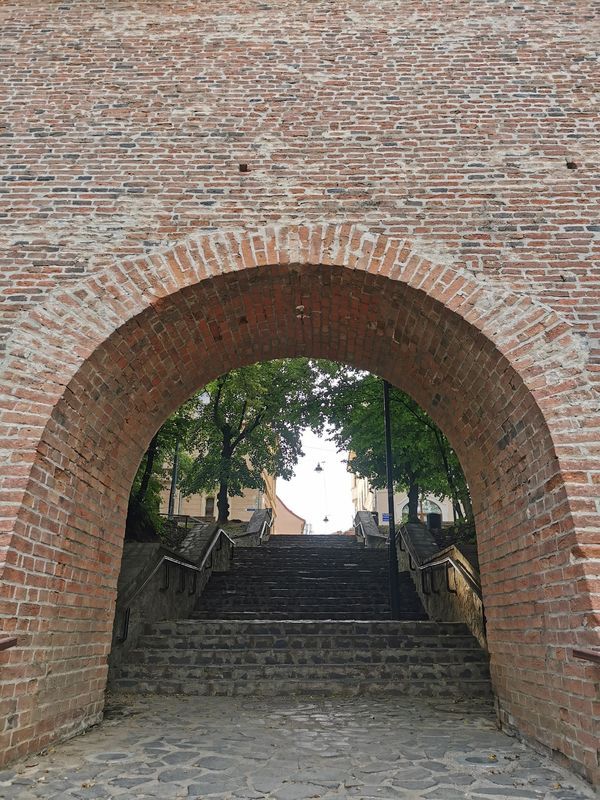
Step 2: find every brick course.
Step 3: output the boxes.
[0,0,599,786]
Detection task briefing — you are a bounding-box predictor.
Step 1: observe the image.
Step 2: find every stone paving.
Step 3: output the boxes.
[0,694,595,800]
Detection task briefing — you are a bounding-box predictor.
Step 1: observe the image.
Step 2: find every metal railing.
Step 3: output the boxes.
[259,513,272,543]
[117,527,234,643]
[354,511,387,545]
[235,508,273,544]
[573,648,600,665]
[0,636,17,651]
[159,513,204,530]
[199,527,235,569]
[396,525,482,600]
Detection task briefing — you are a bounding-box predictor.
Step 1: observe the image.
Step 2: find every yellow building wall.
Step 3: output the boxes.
[272,495,305,535]
[160,471,275,523]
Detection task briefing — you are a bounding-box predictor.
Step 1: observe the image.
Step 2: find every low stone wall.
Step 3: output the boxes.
[354,510,387,549]
[230,508,273,547]
[108,528,233,682]
[397,524,486,650]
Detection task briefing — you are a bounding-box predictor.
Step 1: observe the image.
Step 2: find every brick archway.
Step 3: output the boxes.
[0,223,598,781]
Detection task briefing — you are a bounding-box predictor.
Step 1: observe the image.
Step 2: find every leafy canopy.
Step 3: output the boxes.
[314,364,472,521]
[179,359,322,513]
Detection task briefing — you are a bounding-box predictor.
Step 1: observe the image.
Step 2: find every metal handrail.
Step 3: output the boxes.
[258,520,271,542]
[117,527,234,642]
[420,552,482,600]
[199,528,235,569]
[354,512,387,544]
[355,520,366,543]
[573,648,600,665]
[396,525,482,600]
[259,516,272,543]
[0,636,17,651]
[158,513,204,530]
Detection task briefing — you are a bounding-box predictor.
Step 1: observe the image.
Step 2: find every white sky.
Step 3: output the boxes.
[277,429,355,534]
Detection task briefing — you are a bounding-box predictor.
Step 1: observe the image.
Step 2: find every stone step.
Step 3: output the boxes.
[206,580,390,587]
[206,581,389,590]
[195,597,398,608]
[222,564,389,571]
[220,569,389,577]
[128,646,489,667]
[139,631,481,650]
[146,619,471,637]
[111,537,494,702]
[114,662,491,694]
[193,605,413,615]
[112,674,491,698]
[199,579,392,600]
[267,536,362,545]
[191,611,425,620]
[237,552,378,556]
[237,552,381,557]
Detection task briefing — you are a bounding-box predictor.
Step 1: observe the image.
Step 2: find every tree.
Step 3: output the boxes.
[180,359,321,521]
[315,365,473,523]
[125,400,198,540]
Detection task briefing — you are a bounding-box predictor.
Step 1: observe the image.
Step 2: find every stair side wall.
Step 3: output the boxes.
[396,541,487,650]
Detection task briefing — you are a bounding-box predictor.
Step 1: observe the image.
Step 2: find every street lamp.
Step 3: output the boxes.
[383,379,401,619]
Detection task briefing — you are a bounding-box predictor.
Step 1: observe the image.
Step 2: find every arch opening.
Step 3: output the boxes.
[0,226,597,783]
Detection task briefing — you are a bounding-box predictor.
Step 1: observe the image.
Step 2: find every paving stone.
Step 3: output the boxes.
[108,776,149,788]
[158,767,202,783]
[270,782,328,800]
[1,695,595,800]
[194,755,236,771]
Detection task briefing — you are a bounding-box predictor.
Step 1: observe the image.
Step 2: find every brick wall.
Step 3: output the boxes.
[0,0,598,784]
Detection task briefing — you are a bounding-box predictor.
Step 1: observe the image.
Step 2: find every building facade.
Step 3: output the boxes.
[160,473,305,534]
[350,474,454,526]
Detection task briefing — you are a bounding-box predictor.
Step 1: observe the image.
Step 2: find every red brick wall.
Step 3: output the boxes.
[0,0,599,784]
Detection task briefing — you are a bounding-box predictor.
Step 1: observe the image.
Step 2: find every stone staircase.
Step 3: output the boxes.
[113,534,491,698]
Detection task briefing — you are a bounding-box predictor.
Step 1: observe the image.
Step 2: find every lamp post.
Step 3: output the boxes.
[167,437,180,520]
[383,379,401,619]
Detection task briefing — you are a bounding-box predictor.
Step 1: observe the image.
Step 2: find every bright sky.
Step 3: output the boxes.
[277,429,355,535]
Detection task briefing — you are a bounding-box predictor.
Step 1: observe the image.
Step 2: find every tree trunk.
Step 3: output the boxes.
[134,431,160,504]
[217,480,230,523]
[126,431,162,542]
[217,433,232,522]
[407,481,420,523]
[433,429,467,522]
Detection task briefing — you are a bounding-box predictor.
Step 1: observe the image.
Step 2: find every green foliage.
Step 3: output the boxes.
[180,358,322,520]
[314,364,473,522]
[126,357,473,532]
[125,398,199,540]
[126,469,164,541]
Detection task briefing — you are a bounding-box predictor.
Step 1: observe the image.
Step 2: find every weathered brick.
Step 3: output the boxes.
[0,0,598,787]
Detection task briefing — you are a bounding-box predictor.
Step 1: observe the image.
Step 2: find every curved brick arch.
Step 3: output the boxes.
[0,223,598,781]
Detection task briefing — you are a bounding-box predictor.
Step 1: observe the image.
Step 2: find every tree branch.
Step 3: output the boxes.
[212,377,226,430]
[389,391,438,433]
[232,410,264,450]
[236,399,248,435]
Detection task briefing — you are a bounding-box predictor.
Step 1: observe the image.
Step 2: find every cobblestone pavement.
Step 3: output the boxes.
[0,695,595,799]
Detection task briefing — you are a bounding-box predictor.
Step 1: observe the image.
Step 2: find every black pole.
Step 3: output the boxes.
[167,437,180,519]
[383,379,401,619]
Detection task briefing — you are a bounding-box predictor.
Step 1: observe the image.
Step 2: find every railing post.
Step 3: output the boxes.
[167,437,180,519]
[383,379,401,620]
